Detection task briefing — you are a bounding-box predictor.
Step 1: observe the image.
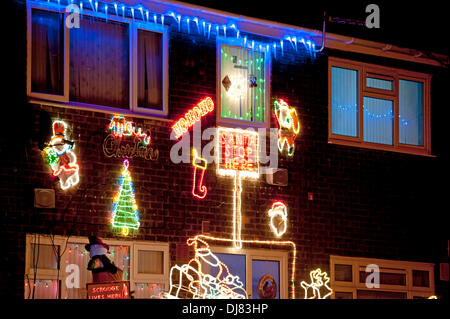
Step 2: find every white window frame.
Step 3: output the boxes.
[330,255,435,299]
[25,234,169,299]
[26,1,169,117]
[210,245,288,299]
[216,36,271,129]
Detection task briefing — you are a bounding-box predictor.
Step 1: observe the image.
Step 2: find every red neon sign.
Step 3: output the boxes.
[86,281,130,299]
[172,97,215,139]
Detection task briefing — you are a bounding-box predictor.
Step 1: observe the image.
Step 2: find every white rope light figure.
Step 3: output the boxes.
[165,236,247,299]
[268,201,288,237]
[300,268,332,299]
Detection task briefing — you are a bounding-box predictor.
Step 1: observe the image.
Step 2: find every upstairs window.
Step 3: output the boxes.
[218,39,270,128]
[329,57,431,155]
[27,2,168,116]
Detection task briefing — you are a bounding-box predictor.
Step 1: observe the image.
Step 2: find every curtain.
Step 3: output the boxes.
[64,243,130,299]
[399,79,423,146]
[31,9,64,95]
[137,30,163,110]
[220,44,265,123]
[69,17,129,108]
[363,97,394,145]
[331,67,359,137]
[366,77,393,90]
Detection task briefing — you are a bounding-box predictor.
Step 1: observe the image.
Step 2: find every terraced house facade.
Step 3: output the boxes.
[1,0,449,299]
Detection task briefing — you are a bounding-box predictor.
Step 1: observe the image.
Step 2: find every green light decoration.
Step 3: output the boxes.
[44,147,59,166]
[111,159,140,236]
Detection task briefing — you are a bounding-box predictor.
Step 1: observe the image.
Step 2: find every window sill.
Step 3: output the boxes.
[328,137,435,157]
[28,98,173,123]
[216,117,269,130]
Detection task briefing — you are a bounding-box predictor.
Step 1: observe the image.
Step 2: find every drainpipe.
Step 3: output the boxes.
[314,11,326,53]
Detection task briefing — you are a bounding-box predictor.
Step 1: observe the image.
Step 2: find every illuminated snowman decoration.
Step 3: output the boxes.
[274,99,300,156]
[267,202,288,237]
[47,120,80,190]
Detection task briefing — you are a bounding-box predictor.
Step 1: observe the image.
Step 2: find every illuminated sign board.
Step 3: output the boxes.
[86,281,130,299]
[171,97,215,139]
[217,127,259,178]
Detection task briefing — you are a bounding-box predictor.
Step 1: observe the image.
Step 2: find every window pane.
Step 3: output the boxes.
[138,250,163,274]
[359,271,406,285]
[134,283,164,298]
[357,289,406,299]
[201,253,246,289]
[31,9,64,95]
[334,291,353,299]
[366,77,393,91]
[70,17,129,108]
[363,97,394,145]
[399,79,423,146]
[335,264,352,282]
[220,44,265,122]
[137,29,163,110]
[331,67,359,137]
[24,279,59,299]
[252,259,280,299]
[29,244,59,270]
[413,270,430,287]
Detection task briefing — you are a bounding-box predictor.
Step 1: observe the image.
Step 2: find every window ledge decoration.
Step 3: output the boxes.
[43,120,80,190]
[34,0,318,58]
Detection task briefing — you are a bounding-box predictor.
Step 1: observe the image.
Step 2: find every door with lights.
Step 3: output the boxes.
[203,248,288,299]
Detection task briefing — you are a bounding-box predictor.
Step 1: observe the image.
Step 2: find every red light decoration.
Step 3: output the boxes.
[107,114,151,145]
[192,148,208,199]
[172,97,215,139]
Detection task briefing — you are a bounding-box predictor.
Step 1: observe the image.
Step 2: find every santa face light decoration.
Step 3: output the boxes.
[268,201,288,237]
[45,120,80,190]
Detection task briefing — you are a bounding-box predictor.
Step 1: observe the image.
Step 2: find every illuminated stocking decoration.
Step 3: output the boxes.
[268,201,288,237]
[44,120,80,190]
[192,148,208,199]
[300,268,332,299]
[274,99,300,156]
[217,127,259,249]
[111,160,140,236]
[165,236,247,299]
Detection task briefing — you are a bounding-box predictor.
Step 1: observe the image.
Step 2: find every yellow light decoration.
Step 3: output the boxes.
[191,235,298,299]
[300,268,332,299]
[274,99,300,156]
[165,236,248,299]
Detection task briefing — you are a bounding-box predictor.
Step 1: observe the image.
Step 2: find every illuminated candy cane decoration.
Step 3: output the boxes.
[192,148,208,199]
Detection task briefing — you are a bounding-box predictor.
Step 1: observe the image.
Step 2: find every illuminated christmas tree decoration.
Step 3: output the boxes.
[107,114,151,145]
[43,120,80,190]
[300,268,332,299]
[171,97,215,139]
[217,128,259,249]
[268,201,288,237]
[111,159,140,236]
[192,148,208,199]
[165,236,247,299]
[274,99,301,156]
